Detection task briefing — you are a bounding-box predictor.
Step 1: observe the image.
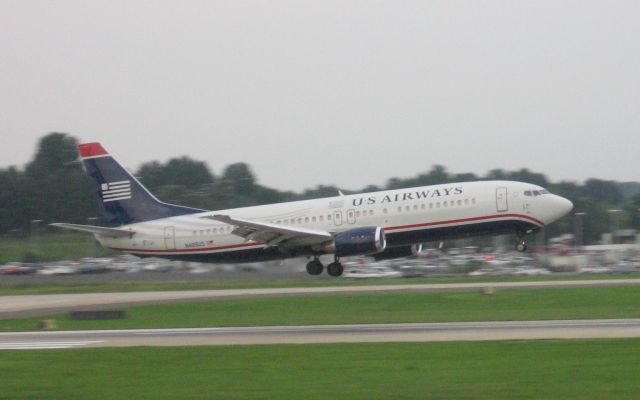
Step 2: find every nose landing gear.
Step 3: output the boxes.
[515,230,528,252]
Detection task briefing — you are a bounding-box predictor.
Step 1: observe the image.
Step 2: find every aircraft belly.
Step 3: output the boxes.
[146,246,292,264]
[385,219,539,246]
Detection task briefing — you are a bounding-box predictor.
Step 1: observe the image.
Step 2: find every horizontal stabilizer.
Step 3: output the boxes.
[50,223,134,238]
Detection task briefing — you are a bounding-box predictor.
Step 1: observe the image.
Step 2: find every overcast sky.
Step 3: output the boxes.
[1,1,639,191]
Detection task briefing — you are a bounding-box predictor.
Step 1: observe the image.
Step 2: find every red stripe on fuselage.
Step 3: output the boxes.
[78,143,108,158]
[110,213,542,255]
[384,213,544,232]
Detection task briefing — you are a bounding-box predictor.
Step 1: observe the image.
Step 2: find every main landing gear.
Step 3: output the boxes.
[515,230,528,252]
[306,257,344,277]
[327,261,344,277]
[306,258,323,275]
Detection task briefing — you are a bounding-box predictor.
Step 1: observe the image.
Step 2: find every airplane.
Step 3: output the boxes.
[52,142,573,277]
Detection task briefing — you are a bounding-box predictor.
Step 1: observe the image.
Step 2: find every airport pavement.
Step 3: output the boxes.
[3,278,640,318]
[2,319,640,349]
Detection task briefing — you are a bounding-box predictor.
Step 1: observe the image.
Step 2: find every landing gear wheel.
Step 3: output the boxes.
[327,262,344,277]
[515,241,527,252]
[306,259,324,275]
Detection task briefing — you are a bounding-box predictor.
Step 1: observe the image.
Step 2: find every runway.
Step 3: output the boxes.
[2,319,640,349]
[3,278,640,318]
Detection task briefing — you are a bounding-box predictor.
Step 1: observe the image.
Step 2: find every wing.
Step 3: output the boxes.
[203,215,333,250]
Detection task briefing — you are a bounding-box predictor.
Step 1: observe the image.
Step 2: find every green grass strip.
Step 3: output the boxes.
[1,339,640,399]
[2,273,640,296]
[2,286,640,331]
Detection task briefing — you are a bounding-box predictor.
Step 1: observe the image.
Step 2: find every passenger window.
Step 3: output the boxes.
[472,198,476,204]
[413,205,418,211]
[383,208,388,214]
[319,216,324,222]
[457,200,462,206]
[436,202,440,208]
[305,217,309,223]
[405,205,411,212]
[429,203,433,209]
[397,207,402,213]
[312,216,317,222]
[421,204,425,210]
[327,215,332,220]
[443,202,447,207]
[464,199,469,205]
[356,211,361,217]
[369,210,374,216]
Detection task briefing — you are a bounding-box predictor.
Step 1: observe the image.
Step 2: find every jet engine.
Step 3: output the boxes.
[322,226,386,257]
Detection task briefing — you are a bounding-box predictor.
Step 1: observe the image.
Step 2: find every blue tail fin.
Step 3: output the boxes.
[78,142,204,225]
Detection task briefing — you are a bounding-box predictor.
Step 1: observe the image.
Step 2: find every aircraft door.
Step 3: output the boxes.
[347,209,356,224]
[164,226,176,250]
[496,187,508,213]
[333,210,343,226]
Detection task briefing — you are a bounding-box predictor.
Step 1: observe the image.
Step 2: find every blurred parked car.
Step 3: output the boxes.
[0,262,36,275]
[343,266,402,279]
[37,264,76,275]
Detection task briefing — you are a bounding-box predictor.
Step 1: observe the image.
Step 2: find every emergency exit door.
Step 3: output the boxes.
[333,210,343,226]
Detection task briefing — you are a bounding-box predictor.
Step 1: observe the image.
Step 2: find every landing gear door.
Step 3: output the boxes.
[333,210,343,226]
[164,226,176,250]
[496,187,508,213]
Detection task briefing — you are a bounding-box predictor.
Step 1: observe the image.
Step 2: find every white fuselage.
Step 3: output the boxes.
[96,180,572,263]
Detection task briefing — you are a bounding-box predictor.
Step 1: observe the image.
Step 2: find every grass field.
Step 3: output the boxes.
[2,286,640,331]
[1,339,640,399]
[0,233,113,263]
[2,273,640,296]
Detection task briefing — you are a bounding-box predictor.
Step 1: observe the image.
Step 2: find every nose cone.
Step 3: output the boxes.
[559,196,574,215]
[546,195,574,223]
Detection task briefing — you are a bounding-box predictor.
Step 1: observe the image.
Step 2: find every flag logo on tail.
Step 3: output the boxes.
[101,181,132,202]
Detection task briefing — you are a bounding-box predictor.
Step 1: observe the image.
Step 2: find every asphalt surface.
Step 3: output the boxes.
[3,278,640,319]
[2,319,640,349]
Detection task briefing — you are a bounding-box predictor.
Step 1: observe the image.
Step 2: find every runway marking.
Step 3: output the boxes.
[0,340,103,350]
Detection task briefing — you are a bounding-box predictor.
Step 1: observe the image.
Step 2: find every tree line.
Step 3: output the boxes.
[1,133,639,245]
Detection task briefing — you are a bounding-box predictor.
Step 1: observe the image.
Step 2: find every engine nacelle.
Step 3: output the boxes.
[373,243,423,261]
[323,226,386,257]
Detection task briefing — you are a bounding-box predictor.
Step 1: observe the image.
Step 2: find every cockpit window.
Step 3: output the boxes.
[525,189,551,197]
